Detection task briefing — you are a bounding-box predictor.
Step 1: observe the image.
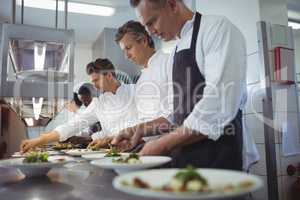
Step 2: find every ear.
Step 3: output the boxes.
[141,36,148,47]
[106,72,114,81]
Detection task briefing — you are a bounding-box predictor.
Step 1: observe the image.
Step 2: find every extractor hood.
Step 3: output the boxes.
[0,23,75,99]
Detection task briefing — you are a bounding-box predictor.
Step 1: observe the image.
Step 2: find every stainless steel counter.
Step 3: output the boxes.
[0,162,159,200]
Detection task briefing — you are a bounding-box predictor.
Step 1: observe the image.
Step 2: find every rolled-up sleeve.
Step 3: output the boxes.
[183,18,247,141]
[54,99,99,141]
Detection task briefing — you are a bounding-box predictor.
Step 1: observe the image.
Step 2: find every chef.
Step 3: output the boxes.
[64,83,102,146]
[112,0,247,170]
[20,58,138,153]
[89,20,172,149]
[116,20,172,123]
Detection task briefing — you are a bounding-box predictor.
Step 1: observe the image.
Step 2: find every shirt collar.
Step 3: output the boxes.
[177,12,196,39]
[146,51,158,68]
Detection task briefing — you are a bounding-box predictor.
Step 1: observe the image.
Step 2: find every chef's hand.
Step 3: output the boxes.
[111,127,143,152]
[139,139,169,156]
[88,137,112,149]
[20,138,43,153]
[65,101,79,113]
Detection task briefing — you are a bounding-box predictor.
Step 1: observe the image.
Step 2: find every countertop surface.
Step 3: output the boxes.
[0,161,160,200]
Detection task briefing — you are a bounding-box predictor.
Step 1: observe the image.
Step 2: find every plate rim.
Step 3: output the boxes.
[112,168,264,199]
[90,156,172,169]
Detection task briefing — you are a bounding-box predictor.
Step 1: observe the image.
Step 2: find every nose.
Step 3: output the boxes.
[125,51,132,60]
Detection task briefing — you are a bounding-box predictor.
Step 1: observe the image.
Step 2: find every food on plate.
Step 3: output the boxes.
[112,153,141,164]
[52,142,74,150]
[23,152,49,163]
[88,145,107,152]
[164,166,209,192]
[104,146,121,157]
[122,166,254,193]
[53,157,67,162]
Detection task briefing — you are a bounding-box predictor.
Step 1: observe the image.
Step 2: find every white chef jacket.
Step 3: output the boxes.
[55,84,138,142]
[167,14,246,140]
[167,14,259,170]
[135,50,172,122]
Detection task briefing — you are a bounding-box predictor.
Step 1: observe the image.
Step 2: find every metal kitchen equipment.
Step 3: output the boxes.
[0,23,74,98]
[257,21,300,200]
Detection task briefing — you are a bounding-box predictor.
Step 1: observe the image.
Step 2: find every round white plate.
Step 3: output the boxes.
[91,156,171,174]
[64,149,108,156]
[82,153,130,160]
[12,151,62,158]
[0,156,74,177]
[113,168,264,199]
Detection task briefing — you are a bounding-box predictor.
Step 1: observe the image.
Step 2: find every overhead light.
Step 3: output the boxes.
[17,0,115,17]
[288,21,300,30]
[32,97,44,120]
[34,42,46,71]
[24,118,34,126]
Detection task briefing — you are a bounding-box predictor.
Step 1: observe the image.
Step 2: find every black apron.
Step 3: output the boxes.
[170,12,243,170]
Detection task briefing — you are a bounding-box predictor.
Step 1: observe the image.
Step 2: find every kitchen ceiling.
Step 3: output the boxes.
[288,0,300,21]
[0,0,299,44]
[0,0,136,43]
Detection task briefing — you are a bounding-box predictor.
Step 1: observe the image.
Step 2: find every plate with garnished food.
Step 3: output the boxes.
[91,153,171,174]
[113,167,263,199]
[11,150,62,158]
[0,152,74,177]
[82,146,129,160]
[64,148,109,156]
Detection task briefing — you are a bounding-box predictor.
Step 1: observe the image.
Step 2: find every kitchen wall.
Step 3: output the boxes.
[73,43,93,86]
[294,31,300,81]
[196,1,300,200]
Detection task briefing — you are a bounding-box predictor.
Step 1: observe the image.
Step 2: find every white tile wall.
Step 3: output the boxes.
[245,84,264,115]
[250,144,281,176]
[244,114,280,144]
[249,142,300,198]
[250,144,267,175]
[245,85,299,115]
[272,85,299,113]
[247,52,261,85]
[274,112,300,145]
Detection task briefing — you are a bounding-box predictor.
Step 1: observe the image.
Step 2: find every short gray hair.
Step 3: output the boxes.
[115,20,155,48]
[129,0,184,7]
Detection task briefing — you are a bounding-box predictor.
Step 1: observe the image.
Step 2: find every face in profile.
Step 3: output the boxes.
[90,72,114,93]
[78,94,92,107]
[119,33,148,67]
[135,0,179,41]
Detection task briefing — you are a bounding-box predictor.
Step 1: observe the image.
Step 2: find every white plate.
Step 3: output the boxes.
[64,149,108,156]
[82,153,130,160]
[113,168,264,199]
[0,156,74,177]
[91,156,171,174]
[12,151,62,158]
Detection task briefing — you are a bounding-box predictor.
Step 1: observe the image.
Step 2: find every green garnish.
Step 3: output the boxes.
[23,152,49,163]
[104,146,121,157]
[174,166,208,186]
[112,153,140,163]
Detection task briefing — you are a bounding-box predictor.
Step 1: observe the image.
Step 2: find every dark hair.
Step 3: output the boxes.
[115,20,155,48]
[86,58,116,77]
[78,85,92,96]
[73,92,82,107]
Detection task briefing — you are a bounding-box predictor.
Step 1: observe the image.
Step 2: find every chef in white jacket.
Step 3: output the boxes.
[89,21,172,149]
[115,20,172,123]
[112,0,258,171]
[20,58,138,153]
